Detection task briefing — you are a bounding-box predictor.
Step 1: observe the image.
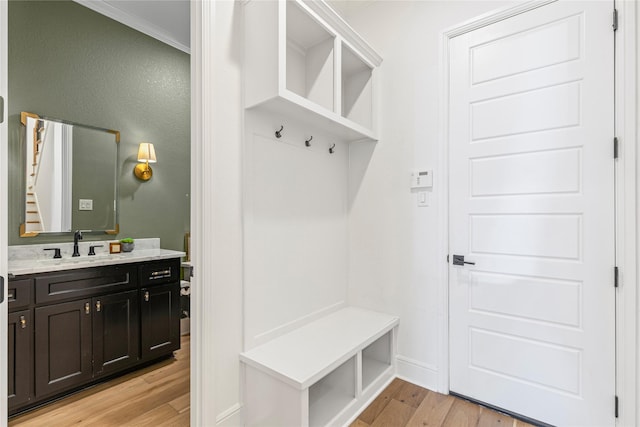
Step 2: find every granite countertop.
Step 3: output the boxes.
[8,238,185,276]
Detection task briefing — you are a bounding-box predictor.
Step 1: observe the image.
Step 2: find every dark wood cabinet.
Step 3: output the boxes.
[8,257,181,415]
[8,310,32,410]
[93,290,140,376]
[34,299,93,399]
[141,283,181,360]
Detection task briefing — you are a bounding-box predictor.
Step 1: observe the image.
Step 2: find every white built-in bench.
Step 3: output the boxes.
[240,307,399,427]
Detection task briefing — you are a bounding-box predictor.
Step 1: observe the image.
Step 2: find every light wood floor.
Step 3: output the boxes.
[9,335,190,427]
[351,378,537,427]
[8,342,534,427]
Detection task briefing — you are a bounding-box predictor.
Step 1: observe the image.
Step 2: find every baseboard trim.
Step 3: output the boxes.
[216,403,242,426]
[396,355,439,391]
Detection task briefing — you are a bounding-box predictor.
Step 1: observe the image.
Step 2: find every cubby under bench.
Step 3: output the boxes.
[240,307,399,427]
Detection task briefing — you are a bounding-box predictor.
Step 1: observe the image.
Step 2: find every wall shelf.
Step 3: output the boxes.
[244,0,382,142]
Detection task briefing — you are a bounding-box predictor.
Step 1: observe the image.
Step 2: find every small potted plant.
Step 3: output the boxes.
[120,237,135,252]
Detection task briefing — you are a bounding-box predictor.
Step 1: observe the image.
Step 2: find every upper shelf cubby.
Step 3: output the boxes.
[244,0,382,142]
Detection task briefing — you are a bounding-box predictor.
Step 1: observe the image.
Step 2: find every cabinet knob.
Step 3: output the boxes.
[144,291,150,302]
[19,315,26,329]
[85,302,91,314]
[96,300,101,312]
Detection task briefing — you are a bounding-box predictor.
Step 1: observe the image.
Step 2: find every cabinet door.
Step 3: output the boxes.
[8,310,32,410]
[35,299,92,398]
[140,283,180,360]
[93,290,140,376]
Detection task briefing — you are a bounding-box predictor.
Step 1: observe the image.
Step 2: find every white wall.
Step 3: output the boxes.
[243,110,349,350]
[344,0,512,390]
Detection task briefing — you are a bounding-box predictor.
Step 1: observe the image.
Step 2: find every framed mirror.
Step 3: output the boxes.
[20,112,119,236]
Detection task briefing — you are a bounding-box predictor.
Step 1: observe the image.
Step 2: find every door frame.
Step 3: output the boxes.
[0,1,213,425]
[0,0,8,425]
[436,1,637,425]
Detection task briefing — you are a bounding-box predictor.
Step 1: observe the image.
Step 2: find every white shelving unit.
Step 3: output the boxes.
[244,0,382,142]
[241,307,398,427]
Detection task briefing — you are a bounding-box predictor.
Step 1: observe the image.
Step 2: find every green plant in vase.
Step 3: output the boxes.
[120,237,135,252]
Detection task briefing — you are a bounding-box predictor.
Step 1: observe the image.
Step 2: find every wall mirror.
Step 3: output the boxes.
[20,112,119,236]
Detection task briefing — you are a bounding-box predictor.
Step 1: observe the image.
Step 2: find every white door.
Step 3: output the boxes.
[448,1,614,426]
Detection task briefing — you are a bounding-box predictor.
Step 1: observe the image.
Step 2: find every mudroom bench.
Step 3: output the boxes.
[240,307,399,426]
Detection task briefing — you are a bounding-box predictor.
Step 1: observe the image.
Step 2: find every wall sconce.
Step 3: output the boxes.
[134,142,156,181]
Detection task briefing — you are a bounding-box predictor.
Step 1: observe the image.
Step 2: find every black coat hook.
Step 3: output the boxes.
[275,125,283,138]
[305,136,313,147]
[329,143,336,154]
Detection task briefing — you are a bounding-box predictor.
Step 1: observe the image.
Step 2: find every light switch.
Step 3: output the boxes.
[418,191,429,207]
[79,199,93,211]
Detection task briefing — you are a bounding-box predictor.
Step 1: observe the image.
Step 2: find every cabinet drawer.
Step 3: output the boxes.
[138,259,180,286]
[8,278,32,311]
[35,265,137,305]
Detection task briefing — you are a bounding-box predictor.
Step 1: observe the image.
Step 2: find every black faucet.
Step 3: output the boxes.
[72,230,83,257]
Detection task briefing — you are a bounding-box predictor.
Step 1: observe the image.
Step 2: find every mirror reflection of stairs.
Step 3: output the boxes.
[25,191,43,232]
[25,121,45,233]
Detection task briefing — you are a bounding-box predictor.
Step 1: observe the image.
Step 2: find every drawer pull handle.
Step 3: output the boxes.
[144,291,150,302]
[96,301,101,312]
[20,316,26,329]
[85,302,90,315]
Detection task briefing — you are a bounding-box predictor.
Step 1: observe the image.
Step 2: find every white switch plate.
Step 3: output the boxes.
[79,199,93,211]
[418,191,429,207]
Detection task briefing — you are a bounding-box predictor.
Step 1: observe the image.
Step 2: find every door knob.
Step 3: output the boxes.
[452,254,475,266]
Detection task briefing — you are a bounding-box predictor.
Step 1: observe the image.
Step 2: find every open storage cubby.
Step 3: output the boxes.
[286,2,335,112]
[241,307,398,427]
[309,356,356,427]
[362,330,391,391]
[244,0,382,142]
[341,43,374,130]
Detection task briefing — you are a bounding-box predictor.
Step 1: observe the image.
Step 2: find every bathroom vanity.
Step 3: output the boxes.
[7,240,184,415]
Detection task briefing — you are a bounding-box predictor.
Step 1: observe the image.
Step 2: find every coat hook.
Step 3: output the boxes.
[275,125,283,138]
[329,143,336,154]
[305,136,313,147]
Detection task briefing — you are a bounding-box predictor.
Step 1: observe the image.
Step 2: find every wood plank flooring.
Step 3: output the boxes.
[351,378,537,427]
[9,335,190,427]
[9,342,533,427]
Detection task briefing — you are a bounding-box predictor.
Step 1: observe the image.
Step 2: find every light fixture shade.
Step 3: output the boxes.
[137,142,157,163]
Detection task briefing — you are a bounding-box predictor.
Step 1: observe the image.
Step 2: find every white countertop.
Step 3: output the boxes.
[8,238,185,276]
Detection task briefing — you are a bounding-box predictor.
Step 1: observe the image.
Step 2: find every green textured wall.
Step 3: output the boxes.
[8,0,190,251]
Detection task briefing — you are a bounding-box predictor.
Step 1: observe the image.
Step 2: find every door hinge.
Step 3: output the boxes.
[613,8,619,31]
[614,266,619,288]
[447,254,449,263]
[614,137,619,159]
[615,395,619,418]
[0,96,4,124]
